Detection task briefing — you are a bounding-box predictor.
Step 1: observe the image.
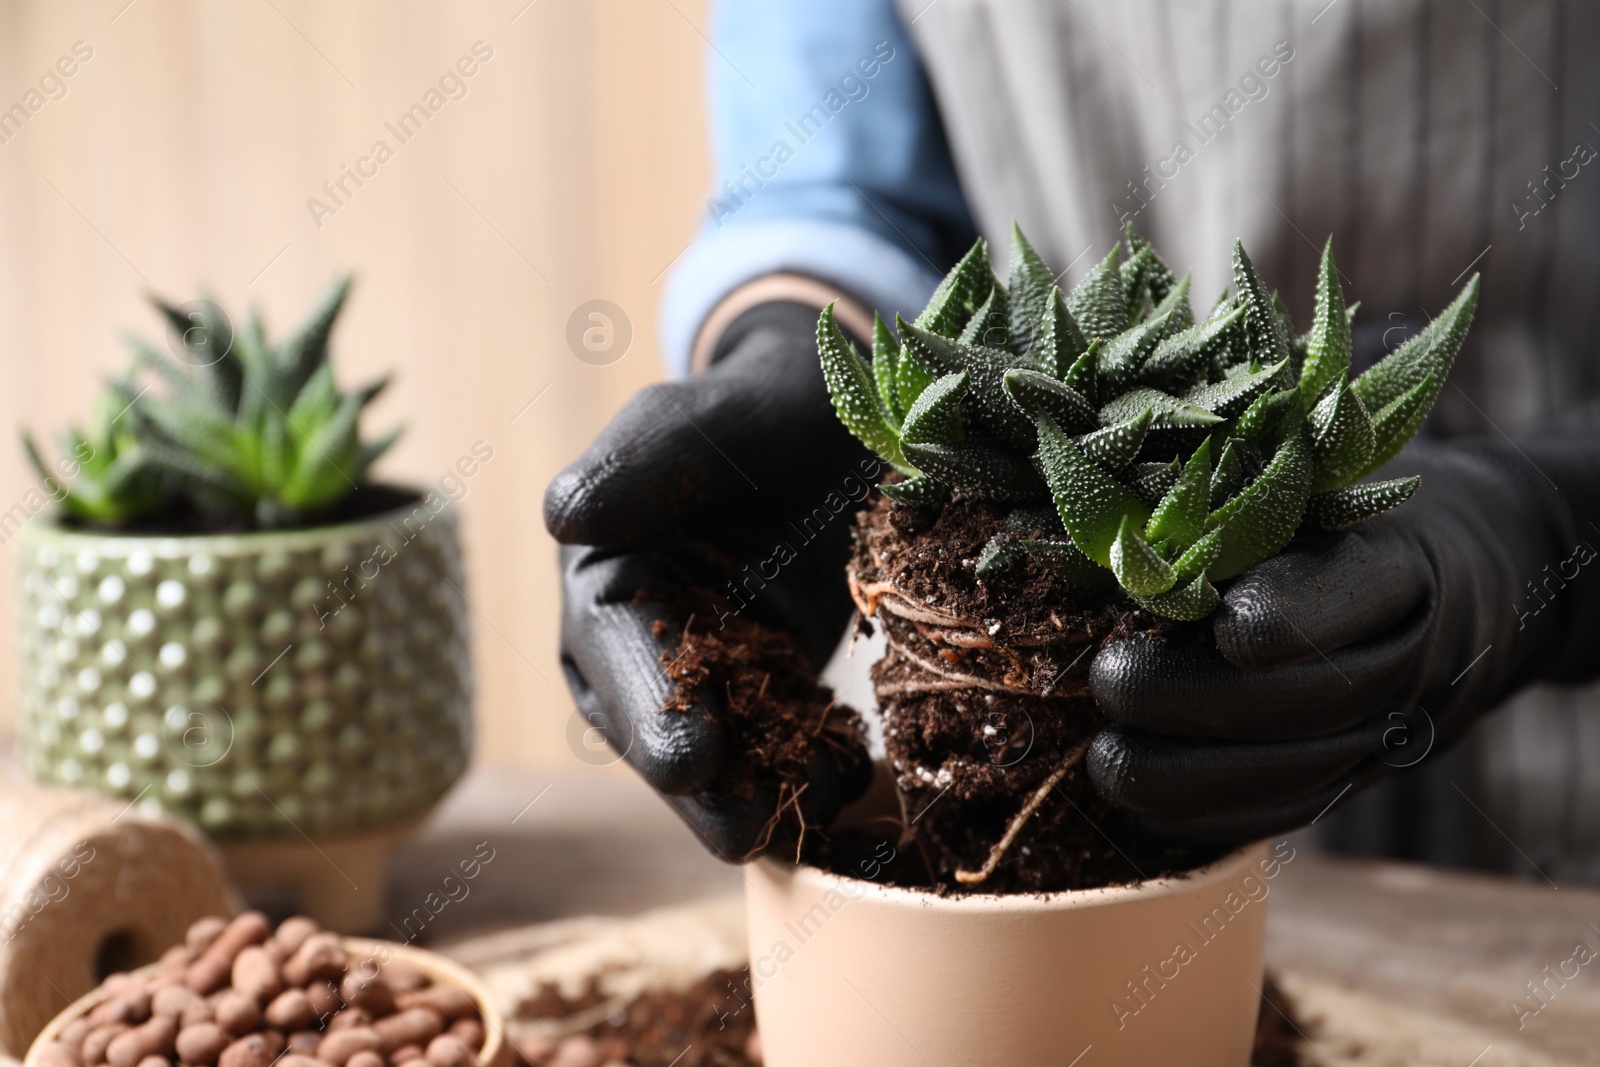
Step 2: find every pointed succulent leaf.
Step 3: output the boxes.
[1007,222,1055,354]
[1305,476,1421,530]
[916,239,996,337]
[1231,242,1291,369]
[893,317,938,415]
[1233,385,1302,451]
[1029,287,1088,379]
[1205,422,1313,579]
[899,320,1034,450]
[281,276,353,396]
[901,439,1045,501]
[1299,239,1352,406]
[1208,438,1247,511]
[958,284,1011,350]
[1172,527,1223,582]
[1096,307,1174,392]
[1309,383,1376,492]
[871,313,904,424]
[1273,290,1304,384]
[1004,503,1067,536]
[1361,372,1438,478]
[1076,407,1151,471]
[1350,275,1478,427]
[1184,358,1287,417]
[817,305,906,469]
[1130,458,1181,507]
[1120,245,1158,325]
[1110,515,1177,596]
[1067,248,1127,340]
[1062,338,1100,402]
[1035,414,1151,567]
[1138,303,1245,390]
[976,533,1024,577]
[901,371,968,445]
[1099,387,1224,432]
[1002,368,1098,433]
[1124,226,1181,311]
[1132,573,1221,622]
[1148,272,1194,338]
[1146,437,1212,549]
[879,473,951,507]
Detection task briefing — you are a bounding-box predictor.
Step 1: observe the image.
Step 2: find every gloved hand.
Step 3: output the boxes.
[1087,428,1600,845]
[545,301,875,861]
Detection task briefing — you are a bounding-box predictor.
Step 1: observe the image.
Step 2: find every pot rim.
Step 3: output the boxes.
[15,488,450,553]
[752,840,1268,913]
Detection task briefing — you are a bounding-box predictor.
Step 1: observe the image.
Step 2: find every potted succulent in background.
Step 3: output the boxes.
[742,227,1477,1065]
[16,280,472,922]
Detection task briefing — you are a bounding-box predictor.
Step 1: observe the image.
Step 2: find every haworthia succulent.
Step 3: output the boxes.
[871,313,905,424]
[814,226,1477,620]
[1146,437,1212,550]
[1035,414,1150,567]
[901,371,969,446]
[1309,383,1376,493]
[1299,240,1352,405]
[819,304,907,471]
[1068,249,1128,341]
[1305,476,1420,530]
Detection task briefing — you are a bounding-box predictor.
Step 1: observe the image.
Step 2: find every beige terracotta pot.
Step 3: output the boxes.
[745,841,1280,1067]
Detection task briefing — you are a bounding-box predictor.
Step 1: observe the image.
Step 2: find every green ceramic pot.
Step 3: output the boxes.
[16,492,472,840]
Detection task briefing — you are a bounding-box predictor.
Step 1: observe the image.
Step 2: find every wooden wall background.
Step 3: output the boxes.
[0,0,710,769]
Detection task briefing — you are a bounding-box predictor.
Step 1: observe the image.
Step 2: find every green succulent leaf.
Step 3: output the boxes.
[1350,275,1478,417]
[1099,387,1225,432]
[1309,383,1376,492]
[1096,307,1174,393]
[1030,287,1088,380]
[1146,437,1213,549]
[1305,476,1421,530]
[976,533,1024,577]
[1184,358,1288,418]
[1299,239,1352,405]
[1205,422,1313,579]
[1232,384,1301,449]
[818,304,906,471]
[899,319,1033,451]
[1120,245,1158,325]
[901,439,1045,501]
[1007,222,1055,355]
[901,371,969,446]
[1019,537,1119,593]
[916,239,996,337]
[894,326,938,416]
[1067,248,1128,341]
[1110,515,1177,596]
[1035,414,1150,566]
[1231,241,1292,370]
[1172,526,1224,582]
[880,473,951,507]
[1129,458,1182,507]
[1076,407,1151,470]
[871,313,905,424]
[1002,368,1098,434]
[1360,372,1437,478]
[1209,437,1248,510]
[1062,338,1100,402]
[958,284,1011,350]
[1132,573,1221,621]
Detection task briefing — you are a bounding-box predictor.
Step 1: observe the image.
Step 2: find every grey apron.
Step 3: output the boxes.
[901,0,1600,881]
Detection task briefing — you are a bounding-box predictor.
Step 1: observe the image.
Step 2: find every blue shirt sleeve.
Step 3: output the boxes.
[660,0,977,375]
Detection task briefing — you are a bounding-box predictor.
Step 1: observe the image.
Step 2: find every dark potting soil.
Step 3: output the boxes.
[512,966,1313,1066]
[845,495,1219,893]
[58,483,423,535]
[655,609,867,862]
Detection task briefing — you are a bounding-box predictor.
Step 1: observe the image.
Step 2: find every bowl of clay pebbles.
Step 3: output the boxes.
[23,912,509,1067]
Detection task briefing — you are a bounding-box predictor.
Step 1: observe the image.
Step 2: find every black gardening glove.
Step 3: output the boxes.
[1087,426,1600,845]
[545,301,875,861]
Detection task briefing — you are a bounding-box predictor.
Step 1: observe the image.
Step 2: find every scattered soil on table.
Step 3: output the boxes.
[511,966,1312,1066]
[844,494,1217,892]
[655,608,866,862]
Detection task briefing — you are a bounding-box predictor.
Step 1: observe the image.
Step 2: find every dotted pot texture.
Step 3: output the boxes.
[16,497,472,840]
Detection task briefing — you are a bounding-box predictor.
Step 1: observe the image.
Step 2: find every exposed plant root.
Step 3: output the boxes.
[953,737,1093,886]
